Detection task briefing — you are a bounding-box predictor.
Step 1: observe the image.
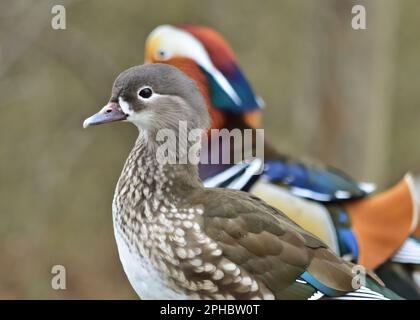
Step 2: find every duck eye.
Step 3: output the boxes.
[139,88,153,99]
[157,49,168,59]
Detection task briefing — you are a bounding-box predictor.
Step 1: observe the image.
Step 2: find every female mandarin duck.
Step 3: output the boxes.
[83,63,400,299]
[144,24,420,297]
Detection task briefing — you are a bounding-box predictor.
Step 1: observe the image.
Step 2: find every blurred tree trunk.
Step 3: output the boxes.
[293,0,399,186]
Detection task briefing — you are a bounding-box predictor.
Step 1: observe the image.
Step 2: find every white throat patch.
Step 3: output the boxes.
[118,97,154,130]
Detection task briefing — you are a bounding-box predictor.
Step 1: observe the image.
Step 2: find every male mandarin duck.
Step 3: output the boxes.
[83,63,400,299]
[143,24,420,296]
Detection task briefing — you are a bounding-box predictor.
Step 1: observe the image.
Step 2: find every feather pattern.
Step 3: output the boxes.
[178,24,262,112]
[263,159,368,202]
[86,63,404,300]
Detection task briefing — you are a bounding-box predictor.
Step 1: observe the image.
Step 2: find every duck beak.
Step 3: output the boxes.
[83,102,127,128]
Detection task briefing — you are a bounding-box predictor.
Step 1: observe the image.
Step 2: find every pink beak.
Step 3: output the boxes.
[83,102,127,128]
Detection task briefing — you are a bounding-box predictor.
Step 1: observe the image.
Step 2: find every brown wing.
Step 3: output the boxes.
[194,188,357,299]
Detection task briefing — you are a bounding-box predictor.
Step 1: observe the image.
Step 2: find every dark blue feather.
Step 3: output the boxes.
[263,159,368,202]
[201,64,261,113]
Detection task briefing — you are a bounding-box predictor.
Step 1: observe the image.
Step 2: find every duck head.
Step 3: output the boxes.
[83,63,209,137]
[145,24,263,129]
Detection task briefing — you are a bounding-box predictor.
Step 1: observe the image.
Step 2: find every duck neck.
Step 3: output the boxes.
[116,131,203,212]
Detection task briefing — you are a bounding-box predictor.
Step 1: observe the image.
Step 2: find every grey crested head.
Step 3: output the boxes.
[83,63,210,139]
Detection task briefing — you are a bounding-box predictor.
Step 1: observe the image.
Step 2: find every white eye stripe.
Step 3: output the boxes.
[148,25,241,106]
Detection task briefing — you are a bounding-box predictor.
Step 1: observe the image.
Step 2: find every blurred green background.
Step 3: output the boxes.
[0,0,419,298]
